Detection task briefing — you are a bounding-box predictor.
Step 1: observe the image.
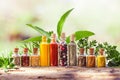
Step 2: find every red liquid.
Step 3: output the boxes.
[50,43,58,66]
[21,56,29,67]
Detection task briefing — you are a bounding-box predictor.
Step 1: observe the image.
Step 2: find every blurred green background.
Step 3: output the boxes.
[0,0,120,52]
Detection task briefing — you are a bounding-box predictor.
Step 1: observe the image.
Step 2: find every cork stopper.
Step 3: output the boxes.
[99,48,104,55]
[14,48,19,53]
[89,48,94,55]
[42,36,47,42]
[33,48,38,55]
[51,33,56,42]
[70,34,75,41]
[24,48,28,53]
[60,32,66,40]
[79,48,84,55]
[51,33,56,38]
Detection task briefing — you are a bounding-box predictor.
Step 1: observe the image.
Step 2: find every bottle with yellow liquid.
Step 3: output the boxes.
[97,48,106,67]
[40,36,50,66]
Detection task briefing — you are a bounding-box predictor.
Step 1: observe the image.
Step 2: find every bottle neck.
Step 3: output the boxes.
[51,38,56,43]
[42,39,47,42]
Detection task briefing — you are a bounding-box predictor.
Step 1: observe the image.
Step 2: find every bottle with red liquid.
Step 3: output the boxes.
[50,33,58,66]
[21,48,29,67]
[59,33,67,66]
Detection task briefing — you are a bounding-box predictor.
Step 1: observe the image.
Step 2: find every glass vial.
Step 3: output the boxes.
[21,48,29,67]
[97,48,106,67]
[87,48,96,67]
[40,36,50,66]
[50,33,58,66]
[78,48,86,67]
[12,48,21,66]
[30,48,39,67]
[59,33,67,66]
[68,34,77,66]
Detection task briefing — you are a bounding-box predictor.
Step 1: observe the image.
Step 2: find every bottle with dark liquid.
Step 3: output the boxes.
[78,48,86,67]
[21,48,29,67]
[12,48,21,66]
[59,33,67,66]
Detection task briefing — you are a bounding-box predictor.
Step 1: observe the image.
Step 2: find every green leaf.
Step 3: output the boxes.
[66,31,94,43]
[57,8,74,39]
[75,31,95,41]
[66,36,70,43]
[26,24,50,37]
[21,36,42,43]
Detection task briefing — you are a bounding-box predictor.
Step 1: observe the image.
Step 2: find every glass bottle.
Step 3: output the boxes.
[59,33,67,66]
[40,36,49,66]
[97,48,106,67]
[21,48,29,67]
[68,34,77,66]
[87,48,96,67]
[30,48,40,67]
[12,48,21,66]
[50,33,58,66]
[78,48,86,67]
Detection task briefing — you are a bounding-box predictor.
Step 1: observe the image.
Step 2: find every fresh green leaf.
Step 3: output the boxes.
[75,31,95,41]
[21,36,42,43]
[57,8,74,39]
[26,24,50,37]
[66,36,70,43]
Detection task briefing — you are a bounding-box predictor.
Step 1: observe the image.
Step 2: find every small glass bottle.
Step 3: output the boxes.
[50,33,58,66]
[59,33,67,66]
[68,34,77,66]
[87,48,96,67]
[97,48,106,67]
[40,36,50,66]
[78,48,86,67]
[30,48,40,67]
[12,48,21,66]
[21,48,29,67]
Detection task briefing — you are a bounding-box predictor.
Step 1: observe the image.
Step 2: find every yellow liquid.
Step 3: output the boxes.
[97,55,106,67]
[30,55,39,67]
[40,42,49,66]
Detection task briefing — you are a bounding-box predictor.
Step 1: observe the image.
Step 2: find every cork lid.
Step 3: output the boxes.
[99,48,104,55]
[79,48,84,55]
[60,32,66,39]
[24,48,28,53]
[70,34,75,41]
[33,48,38,54]
[89,48,94,55]
[42,36,47,42]
[51,33,56,38]
[14,48,19,53]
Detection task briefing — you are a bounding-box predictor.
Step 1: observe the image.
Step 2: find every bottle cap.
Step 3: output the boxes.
[51,33,56,38]
[70,34,75,41]
[14,48,19,52]
[89,48,94,55]
[42,36,47,42]
[33,48,38,54]
[60,32,66,39]
[99,48,104,55]
[79,48,84,55]
[24,48,28,53]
